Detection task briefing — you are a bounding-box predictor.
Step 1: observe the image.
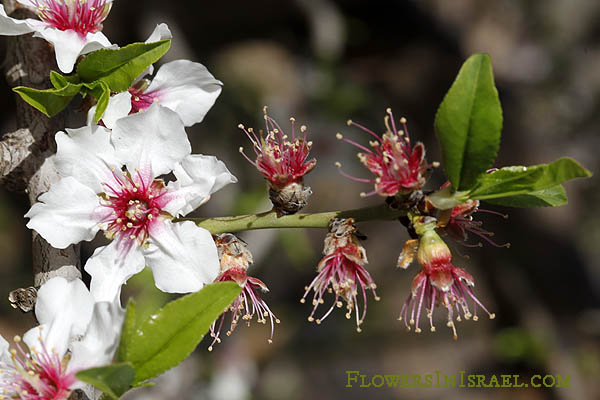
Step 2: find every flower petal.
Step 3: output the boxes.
[0,335,10,364]
[55,126,120,193]
[27,277,95,357]
[0,5,35,35]
[112,104,191,177]
[31,27,111,73]
[87,91,132,130]
[86,241,146,303]
[145,22,172,43]
[145,221,219,293]
[147,60,222,126]
[163,154,237,216]
[68,298,124,374]
[25,176,102,249]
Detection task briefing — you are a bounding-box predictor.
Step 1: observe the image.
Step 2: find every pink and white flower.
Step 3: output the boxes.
[0,0,114,73]
[25,104,237,301]
[0,277,123,400]
[92,60,223,129]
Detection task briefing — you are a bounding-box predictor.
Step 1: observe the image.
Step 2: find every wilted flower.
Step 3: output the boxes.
[0,277,123,400]
[209,234,279,351]
[399,228,495,339]
[26,105,237,301]
[336,108,434,198]
[239,107,316,216]
[436,182,509,248]
[301,218,379,332]
[0,0,114,73]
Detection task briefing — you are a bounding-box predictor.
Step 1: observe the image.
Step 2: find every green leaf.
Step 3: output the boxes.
[76,362,136,400]
[469,157,592,202]
[434,53,503,191]
[77,40,171,92]
[482,185,567,207]
[82,81,111,122]
[125,282,241,384]
[13,84,81,117]
[426,185,470,210]
[117,299,137,363]
[50,70,80,89]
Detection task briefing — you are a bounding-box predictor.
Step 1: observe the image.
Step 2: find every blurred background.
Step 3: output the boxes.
[0,0,599,399]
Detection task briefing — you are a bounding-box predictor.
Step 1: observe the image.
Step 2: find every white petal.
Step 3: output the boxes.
[29,277,95,357]
[55,126,120,193]
[68,298,124,373]
[112,104,191,177]
[145,23,172,43]
[25,177,101,249]
[31,28,111,73]
[0,335,10,364]
[144,221,219,293]
[0,5,35,35]
[92,91,132,130]
[86,241,145,303]
[164,154,237,216]
[147,60,222,126]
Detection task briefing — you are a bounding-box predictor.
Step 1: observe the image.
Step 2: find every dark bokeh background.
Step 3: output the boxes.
[1,1,599,399]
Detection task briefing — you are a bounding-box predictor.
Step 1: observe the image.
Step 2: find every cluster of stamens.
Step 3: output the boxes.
[128,80,161,114]
[33,0,112,36]
[0,333,75,400]
[399,266,496,339]
[238,107,316,187]
[98,168,168,249]
[336,108,437,197]
[301,219,380,332]
[209,234,279,351]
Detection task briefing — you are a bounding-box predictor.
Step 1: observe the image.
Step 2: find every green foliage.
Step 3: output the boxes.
[12,84,81,117]
[482,185,567,208]
[121,282,241,385]
[434,53,503,191]
[117,299,137,363]
[76,363,136,400]
[77,40,171,92]
[468,158,591,205]
[13,40,171,122]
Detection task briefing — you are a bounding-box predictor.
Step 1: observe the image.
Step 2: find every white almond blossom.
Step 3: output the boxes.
[26,104,236,301]
[0,0,114,73]
[90,59,223,129]
[0,276,123,400]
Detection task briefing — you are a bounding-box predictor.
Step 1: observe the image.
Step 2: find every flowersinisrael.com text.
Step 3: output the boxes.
[345,370,570,389]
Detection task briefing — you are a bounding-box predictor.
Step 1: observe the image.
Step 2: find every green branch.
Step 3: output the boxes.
[183,204,406,234]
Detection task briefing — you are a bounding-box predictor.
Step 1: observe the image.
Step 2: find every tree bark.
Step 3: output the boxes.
[1,0,81,289]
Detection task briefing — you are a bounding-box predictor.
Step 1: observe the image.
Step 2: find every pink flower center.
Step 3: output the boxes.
[128,86,161,114]
[0,335,76,400]
[33,0,112,37]
[99,168,169,247]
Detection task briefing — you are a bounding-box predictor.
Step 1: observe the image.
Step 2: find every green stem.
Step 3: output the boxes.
[182,204,406,234]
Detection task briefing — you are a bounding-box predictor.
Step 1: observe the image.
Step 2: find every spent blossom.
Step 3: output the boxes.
[0,277,123,400]
[336,108,434,198]
[399,225,495,339]
[26,105,237,301]
[0,0,114,73]
[209,234,279,351]
[239,107,316,216]
[301,218,379,332]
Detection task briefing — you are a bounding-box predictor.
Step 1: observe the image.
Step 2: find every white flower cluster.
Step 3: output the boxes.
[0,2,236,398]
